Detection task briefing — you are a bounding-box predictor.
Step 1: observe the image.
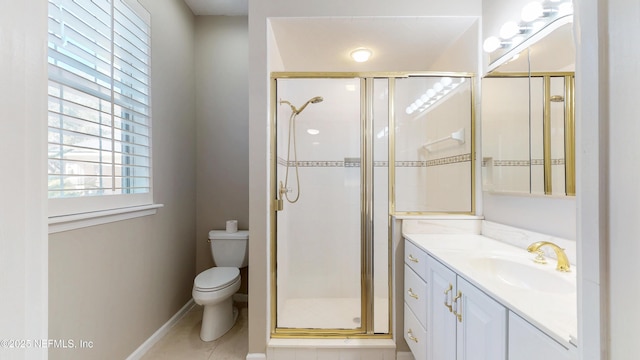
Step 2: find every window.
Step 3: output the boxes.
[47,0,152,218]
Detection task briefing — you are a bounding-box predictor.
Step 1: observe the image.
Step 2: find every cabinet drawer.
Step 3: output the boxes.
[405,239,427,279]
[404,264,427,328]
[404,303,427,360]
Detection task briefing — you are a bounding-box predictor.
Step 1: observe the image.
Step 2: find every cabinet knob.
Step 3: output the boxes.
[407,254,419,263]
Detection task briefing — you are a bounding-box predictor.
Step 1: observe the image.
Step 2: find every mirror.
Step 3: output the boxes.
[481,19,575,196]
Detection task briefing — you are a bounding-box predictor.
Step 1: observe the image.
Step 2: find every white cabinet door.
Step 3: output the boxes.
[427,256,457,360]
[509,312,575,360]
[455,277,507,360]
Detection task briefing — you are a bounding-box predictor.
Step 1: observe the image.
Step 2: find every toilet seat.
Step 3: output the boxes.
[194,267,240,292]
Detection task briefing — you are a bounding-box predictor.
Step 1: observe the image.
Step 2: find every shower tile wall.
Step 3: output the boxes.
[395,77,473,212]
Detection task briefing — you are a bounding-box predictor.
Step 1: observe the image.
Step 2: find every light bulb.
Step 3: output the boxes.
[433,82,444,92]
[500,21,520,39]
[558,2,573,16]
[521,1,544,22]
[406,106,413,115]
[441,77,452,87]
[415,99,424,107]
[426,89,436,98]
[483,36,502,53]
[420,94,429,102]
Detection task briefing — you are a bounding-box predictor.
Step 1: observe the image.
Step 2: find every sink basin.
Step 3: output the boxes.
[468,256,575,294]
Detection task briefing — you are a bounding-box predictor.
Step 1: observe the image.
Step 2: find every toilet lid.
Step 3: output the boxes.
[194,267,240,291]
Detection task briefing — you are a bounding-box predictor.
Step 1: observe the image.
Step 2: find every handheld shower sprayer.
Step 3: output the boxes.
[279,96,324,115]
[295,96,323,115]
[277,95,324,209]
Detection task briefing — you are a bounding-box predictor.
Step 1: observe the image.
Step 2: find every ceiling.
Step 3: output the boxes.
[270,17,479,72]
[181,2,479,72]
[183,0,248,16]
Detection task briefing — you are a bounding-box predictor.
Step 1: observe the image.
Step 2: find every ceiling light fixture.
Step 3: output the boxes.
[350,48,372,63]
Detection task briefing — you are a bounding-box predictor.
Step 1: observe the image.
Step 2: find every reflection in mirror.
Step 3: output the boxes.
[482,20,575,196]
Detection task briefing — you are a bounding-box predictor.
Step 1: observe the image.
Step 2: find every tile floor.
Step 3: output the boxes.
[141,304,248,360]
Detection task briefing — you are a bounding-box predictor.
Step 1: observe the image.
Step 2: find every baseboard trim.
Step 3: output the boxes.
[126,299,196,360]
[246,353,267,360]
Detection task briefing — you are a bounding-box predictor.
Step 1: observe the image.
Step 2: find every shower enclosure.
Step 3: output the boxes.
[271,73,474,337]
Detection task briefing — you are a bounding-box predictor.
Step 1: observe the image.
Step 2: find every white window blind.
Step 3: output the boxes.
[47,0,152,217]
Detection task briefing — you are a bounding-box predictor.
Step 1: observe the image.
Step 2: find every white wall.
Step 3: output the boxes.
[604,0,640,357]
[48,1,197,359]
[0,1,48,359]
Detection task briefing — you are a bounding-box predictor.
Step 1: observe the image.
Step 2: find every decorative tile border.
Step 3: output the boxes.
[426,153,471,167]
[482,158,566,167]
[277,153,471,168]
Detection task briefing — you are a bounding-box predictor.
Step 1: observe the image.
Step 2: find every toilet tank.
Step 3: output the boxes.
[209,230,249,267]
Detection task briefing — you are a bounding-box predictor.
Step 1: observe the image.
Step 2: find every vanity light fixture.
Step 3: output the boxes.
[350,48,372,63]
[483,0,573,54]
[483,36,505,53]
[557,2,573,16]
[521,1,545,22]
[499,21,521,39]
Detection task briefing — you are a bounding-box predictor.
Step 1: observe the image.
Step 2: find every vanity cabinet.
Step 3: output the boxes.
[403,236,577,360]
[509,312,575,360]
[427,255,507,360]
[404,239,507,360]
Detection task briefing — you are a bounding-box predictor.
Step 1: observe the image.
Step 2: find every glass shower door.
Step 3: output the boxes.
[275,77,363,331]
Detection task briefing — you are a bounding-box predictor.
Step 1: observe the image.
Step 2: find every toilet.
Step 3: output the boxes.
[192,229,249,341]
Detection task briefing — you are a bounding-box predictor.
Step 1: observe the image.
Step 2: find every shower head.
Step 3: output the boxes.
[279,96,323,115]
[295,96,323,115]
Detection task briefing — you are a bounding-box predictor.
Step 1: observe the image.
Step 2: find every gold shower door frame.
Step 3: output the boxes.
[269,71,476,338]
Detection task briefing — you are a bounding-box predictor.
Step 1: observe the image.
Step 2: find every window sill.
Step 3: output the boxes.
[48,204,164,234]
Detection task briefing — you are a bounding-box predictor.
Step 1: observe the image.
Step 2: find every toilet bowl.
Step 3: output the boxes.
[192,267,241,341]
[192,230,248,341]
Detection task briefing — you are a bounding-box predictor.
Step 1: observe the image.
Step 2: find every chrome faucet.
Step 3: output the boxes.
[526,241,571,272]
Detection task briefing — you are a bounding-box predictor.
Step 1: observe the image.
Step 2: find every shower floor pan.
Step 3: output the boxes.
[278,297,389,333]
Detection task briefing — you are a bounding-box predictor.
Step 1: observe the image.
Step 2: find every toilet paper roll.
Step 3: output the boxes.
[226,220,238,233]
